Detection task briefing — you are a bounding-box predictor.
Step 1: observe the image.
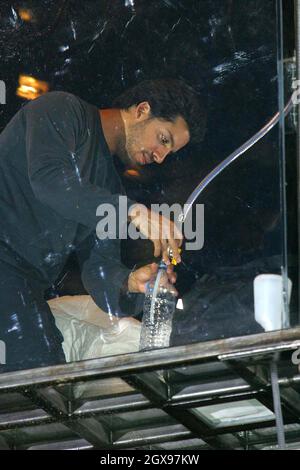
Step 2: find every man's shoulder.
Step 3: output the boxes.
[30,90,81,107]
[23,91,93,125]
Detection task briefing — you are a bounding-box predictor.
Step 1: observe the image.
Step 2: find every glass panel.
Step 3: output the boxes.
[283,1,299,328]
[192,399,274,428]
[0,0,298,375]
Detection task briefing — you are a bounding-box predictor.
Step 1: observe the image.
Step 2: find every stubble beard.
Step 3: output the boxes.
[117,121,146,168]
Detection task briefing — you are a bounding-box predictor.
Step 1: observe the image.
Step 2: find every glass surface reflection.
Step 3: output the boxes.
[0,0,298,372]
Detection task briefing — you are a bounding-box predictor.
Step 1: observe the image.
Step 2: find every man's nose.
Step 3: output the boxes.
[153,147,170,164]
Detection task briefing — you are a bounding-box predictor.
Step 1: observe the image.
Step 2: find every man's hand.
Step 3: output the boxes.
[128,204,183,264]
[127,263,177,294]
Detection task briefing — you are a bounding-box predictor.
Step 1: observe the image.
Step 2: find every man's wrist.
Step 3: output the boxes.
[127,270,136,292]
[121,265,137,294]
[128,202,148,221]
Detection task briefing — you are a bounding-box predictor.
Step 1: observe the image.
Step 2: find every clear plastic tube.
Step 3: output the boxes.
[149,262,165,323]
[182,98,293,222]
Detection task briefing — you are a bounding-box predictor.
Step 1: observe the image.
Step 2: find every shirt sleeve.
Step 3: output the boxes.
[25,91,135,231]
[77,234,144,318]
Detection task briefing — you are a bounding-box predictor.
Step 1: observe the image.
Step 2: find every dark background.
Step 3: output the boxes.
[0,0,298,340]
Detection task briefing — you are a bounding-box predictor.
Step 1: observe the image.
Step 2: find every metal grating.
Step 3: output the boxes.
[0,327,300,450]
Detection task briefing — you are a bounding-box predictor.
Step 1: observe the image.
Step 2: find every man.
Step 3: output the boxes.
[0,79,206,371]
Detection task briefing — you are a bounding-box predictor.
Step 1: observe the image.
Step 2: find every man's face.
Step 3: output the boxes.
[118,103,190,167]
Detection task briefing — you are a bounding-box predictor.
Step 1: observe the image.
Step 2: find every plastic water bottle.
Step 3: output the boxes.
[139,263,176,351]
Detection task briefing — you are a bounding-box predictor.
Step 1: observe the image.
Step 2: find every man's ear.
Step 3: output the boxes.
[135,101,151,120]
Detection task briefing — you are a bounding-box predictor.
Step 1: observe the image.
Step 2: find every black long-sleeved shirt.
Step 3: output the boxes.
[0,91,138,316]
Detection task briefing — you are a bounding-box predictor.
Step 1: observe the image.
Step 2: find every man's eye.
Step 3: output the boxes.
[160,135,170,146]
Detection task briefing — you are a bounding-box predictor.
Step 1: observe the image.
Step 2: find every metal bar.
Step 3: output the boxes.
[21,387,111,449]
[224,359,300,424]
[0,328,299,392]
[113,425,193,449]
[73,394,150,416]
[0,330,300,449]
[295,0,300,326]
[123,373,234,450]
[168,390,266,410]
[0,408,53,430]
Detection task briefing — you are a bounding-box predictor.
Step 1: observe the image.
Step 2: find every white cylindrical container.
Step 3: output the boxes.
[253,274,292,331]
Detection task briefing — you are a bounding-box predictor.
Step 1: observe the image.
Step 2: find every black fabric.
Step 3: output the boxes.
[0,91,140,370]
[0,91,136,315]
[0,243,65,372]
[171,270,265,346]
[77,233,144,318]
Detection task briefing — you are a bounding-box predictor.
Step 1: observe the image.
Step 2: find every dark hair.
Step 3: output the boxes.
[112,79,206,144]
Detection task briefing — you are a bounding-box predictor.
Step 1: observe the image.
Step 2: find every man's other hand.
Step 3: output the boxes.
[127,263,177,294]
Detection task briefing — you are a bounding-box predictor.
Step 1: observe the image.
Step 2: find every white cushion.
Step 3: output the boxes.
[48,295,141,362]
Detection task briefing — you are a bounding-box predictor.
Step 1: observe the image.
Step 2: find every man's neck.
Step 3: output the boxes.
[99,108,124,156]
